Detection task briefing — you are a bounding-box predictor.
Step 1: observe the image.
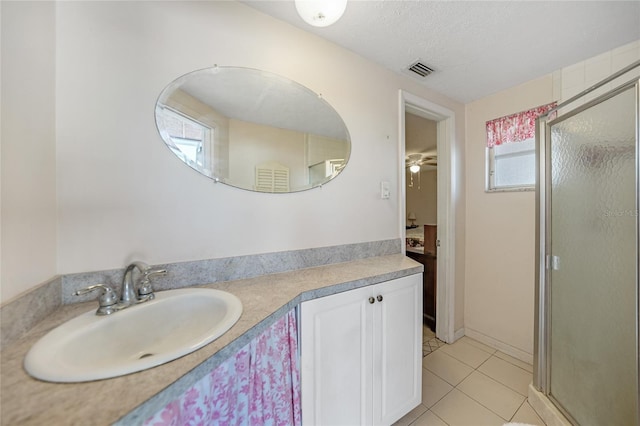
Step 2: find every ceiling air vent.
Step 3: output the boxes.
[407,60,434,78]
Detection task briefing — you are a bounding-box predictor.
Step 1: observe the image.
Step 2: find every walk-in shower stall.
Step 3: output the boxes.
[535,61,640,425]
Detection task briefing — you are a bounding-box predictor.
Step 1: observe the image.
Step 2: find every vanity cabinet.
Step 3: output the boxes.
[300,274,422,425]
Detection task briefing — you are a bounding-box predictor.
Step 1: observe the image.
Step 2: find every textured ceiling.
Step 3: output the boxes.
[241,1,640,103]
[177,68,350,140]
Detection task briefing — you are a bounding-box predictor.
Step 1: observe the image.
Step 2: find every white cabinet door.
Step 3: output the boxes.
[301,274,422,426]
[300,285,374,426]
[373,274,422,425]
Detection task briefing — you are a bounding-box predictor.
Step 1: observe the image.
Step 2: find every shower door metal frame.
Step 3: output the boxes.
[534,60,640,425]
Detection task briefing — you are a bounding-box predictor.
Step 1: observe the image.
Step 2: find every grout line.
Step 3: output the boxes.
[430,409,450,426]
[421,333,533,425]
[510,398,528,422]
[418,328,535,425]
[476,353,493,369]
[483,354,532,397]
[430,351,475,387]
[436,346,493,370]
[426,372,456,410]
[455,372,524,422]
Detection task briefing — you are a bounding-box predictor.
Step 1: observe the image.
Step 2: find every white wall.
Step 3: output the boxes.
[464,39,640,360]
[465,75,553,359]
[0,1,466,303]
[1,1,57,303]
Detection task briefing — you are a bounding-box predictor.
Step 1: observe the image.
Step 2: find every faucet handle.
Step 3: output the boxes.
[74,284,118,315]
[137,268,167,300]
[144,268,167,279]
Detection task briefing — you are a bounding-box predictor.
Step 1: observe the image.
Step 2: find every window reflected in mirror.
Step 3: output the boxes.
[158,107,213,174]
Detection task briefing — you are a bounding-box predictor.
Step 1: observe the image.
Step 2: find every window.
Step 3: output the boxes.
[487,137,536,189]
[485,102,556,192]
[158,107,213,173]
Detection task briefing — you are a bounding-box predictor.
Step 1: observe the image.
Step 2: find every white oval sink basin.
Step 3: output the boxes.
[24,288,242,383]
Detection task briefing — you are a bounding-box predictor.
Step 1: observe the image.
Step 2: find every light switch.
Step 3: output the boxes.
[380,181,390,199]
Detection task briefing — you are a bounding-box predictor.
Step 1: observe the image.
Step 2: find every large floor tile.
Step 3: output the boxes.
[511,400,546,425]
[411,410,448,426]
[457,371,525,420]
[423,351,474,386]
[431,389,505,426]
[478,356,532,396]
[393,403,428,426]
[422,368,453,408]
[438,339,493,368]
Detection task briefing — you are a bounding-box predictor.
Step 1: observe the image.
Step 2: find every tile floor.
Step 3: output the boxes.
[423,326,446,356]
[396,328,546,426]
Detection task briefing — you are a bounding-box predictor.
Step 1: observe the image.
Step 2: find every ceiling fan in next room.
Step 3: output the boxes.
[406,153,437,173]
[405,152,437,190]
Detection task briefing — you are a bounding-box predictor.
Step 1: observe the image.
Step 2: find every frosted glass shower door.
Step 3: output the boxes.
[549,86,637,425]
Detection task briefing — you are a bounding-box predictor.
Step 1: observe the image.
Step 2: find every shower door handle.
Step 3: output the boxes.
[547,255,560,270]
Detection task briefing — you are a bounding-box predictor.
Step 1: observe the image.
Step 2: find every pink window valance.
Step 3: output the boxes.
[486,101,557,148]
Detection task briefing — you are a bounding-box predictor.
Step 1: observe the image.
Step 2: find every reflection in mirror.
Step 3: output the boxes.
[155,66,351,193]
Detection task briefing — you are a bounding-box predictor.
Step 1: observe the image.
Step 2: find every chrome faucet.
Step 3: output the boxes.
[120,261,167,306]
[75,261,167,315]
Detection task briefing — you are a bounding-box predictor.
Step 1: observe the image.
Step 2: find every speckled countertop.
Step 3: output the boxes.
[0,254,421,426]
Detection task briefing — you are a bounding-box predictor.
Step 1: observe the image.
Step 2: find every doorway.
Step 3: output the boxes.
[399,91,456,344]
[404,111,438,331]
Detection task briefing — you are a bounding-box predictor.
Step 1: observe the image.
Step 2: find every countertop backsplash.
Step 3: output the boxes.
[0,238,401,349]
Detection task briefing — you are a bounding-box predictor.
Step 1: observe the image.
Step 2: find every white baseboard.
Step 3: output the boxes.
[464,328,533,364]
[453,327,465,342]
[439,327,465,344]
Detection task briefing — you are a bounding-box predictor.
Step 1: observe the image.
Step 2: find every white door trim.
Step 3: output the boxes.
[398,90,457,343]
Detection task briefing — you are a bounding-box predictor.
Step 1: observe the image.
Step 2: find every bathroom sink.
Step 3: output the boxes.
[24,288,242,383]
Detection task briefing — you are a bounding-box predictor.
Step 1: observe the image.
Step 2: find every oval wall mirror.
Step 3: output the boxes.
[155,66,351,193]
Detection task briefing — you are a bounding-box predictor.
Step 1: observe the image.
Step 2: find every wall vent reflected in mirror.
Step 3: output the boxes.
[155,66,351,193]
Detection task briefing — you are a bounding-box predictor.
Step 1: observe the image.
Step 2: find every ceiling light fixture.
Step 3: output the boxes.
[295,0,347,27]
[409,164,420,174]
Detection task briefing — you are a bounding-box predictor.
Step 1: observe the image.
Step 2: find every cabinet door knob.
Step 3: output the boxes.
[377,295,383,302]
[368,297,375,304]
